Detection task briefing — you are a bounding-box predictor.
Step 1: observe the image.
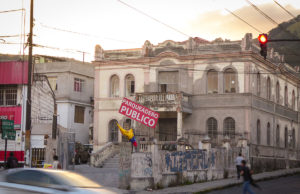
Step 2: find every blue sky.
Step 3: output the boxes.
[1,0,300,62]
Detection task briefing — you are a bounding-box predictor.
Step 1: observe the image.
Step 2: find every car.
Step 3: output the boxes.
[0,168,127,194]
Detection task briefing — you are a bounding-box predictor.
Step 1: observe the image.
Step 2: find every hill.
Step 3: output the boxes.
[268,15,300,67]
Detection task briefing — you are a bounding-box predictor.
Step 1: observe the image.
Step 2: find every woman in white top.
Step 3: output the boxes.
[52,155,62,169]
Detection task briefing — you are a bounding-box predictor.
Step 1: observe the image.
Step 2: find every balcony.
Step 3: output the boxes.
[135,92,192,113]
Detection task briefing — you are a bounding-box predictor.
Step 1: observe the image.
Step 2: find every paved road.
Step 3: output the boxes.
[207,174,300,194]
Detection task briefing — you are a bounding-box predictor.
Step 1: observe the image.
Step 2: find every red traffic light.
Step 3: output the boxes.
[258,34,268,44]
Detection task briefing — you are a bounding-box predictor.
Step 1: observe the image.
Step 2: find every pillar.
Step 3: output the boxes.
[177,111,183,140]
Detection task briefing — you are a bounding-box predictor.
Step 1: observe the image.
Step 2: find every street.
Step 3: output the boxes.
[206,174,300,194]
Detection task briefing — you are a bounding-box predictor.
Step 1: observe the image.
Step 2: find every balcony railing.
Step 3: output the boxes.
[136,92,191,110]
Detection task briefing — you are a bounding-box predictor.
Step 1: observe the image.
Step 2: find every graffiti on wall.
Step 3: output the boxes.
[164,150,216,172]
[119,143,132,188]
[131,152,153,177]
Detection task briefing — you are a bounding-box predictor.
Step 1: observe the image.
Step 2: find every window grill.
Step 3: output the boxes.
[0,87,17,106]
[223,117,235,138]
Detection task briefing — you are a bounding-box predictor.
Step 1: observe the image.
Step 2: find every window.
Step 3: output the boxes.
[125,74,135,96]
[74,78,84,92]
[158,71,178,92]
[110,75,120,97]
[74,106,85,124]
[207,117,218,139]
[160,84,167,93]
[276,82,280,103]
[284,127,288,148]
[108,119,118,142]
[292,128,296,149]
[276,125,280,147]
[48,77,57,91]
[267,77,271,100]
[207,70,218,94]
[223,117,235,138]
[7,170,59,187]
[284,86,288,106]
[257,72,261,96]
[267,122,271,146]
[292,90,295,110]
[224,68,236,93]
[257,120,261,144]
[0,86,17,106]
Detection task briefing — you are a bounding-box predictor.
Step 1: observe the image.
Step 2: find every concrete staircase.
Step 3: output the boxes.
[102,153,120,168]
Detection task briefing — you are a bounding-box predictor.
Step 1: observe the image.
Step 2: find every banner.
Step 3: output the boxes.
[119,98,159,129]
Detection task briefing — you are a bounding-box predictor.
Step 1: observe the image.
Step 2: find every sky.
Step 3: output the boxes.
[0,0,300,62]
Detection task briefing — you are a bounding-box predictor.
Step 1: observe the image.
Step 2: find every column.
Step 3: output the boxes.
[177,110,182,139]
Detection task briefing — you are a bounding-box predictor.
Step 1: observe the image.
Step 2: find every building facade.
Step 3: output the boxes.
[34,60,94,144]
[93,34,300,168]
[0,61,28,165]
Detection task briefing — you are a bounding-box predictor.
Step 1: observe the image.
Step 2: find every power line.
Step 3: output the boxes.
[37,21,139,44]
[116,0,191,38]
[0,9,24,14]
[245,0,279,26]
[0,35,26,38]
[33,43,91,55]
[273,0,296,20]
[225,8,263,33]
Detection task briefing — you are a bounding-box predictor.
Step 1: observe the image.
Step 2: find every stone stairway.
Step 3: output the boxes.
[74,153,120,188]
[102,153,120,168]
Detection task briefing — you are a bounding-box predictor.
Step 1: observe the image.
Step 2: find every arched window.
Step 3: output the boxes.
[267,122,271,146]
[257,120,261,144]
[110,75,120,97]
[207,117,218,139]
[267,77,271,100]
[276,125,280,147]
[284,127,288,148]
[207,70,218,94]
[284,86,288,106]
[276,82,280,103]
[292,90,295,110]
[224,68,236,93]
[257,72,261,96]
[292,128,296,149]
[223,117,235,138]
[108,119,119,142]
[125,74,135,97]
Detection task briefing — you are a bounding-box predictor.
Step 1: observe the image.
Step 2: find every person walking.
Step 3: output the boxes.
[235,153,244,180]
[240,160,255,194]
[52,155,62,169]
[6,152,18,169]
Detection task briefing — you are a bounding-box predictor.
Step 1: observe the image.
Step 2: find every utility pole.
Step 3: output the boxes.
[25,0,33,167]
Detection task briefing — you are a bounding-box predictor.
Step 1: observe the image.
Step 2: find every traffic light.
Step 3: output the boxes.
[258,34,268,59]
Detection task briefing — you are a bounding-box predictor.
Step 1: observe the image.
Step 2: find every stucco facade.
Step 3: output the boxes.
[93,33,300,160]
[35,62,94,144]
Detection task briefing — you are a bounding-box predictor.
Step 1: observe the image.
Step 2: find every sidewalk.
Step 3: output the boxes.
[135,168,300,194]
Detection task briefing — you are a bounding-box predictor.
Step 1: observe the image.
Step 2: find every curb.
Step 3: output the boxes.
[134,168,300,194]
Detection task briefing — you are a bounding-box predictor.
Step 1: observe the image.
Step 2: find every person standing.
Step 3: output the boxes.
[52,155,62,169]
[240,160,255,194]
[235,153,244,180]
[7,152,18,169]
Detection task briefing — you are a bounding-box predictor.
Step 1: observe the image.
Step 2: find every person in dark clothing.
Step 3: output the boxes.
[7,152,18,169]
[240,160,254,194]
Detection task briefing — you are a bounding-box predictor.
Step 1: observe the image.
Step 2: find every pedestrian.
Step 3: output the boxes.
[235,153,244,180]
[240,160,255,194]
[6,152,18,169]
[52,155,62,169]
